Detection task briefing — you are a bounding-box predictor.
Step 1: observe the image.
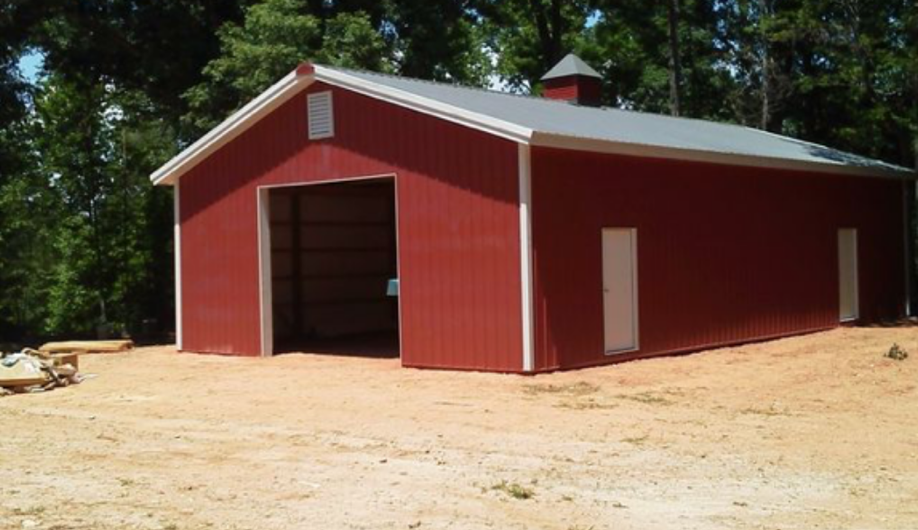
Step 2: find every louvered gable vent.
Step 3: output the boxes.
[307,91,334,139]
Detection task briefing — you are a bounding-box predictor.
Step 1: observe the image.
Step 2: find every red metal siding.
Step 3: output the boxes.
[543,76,602,106]
[180,83,523,371]
[530,147,906,371]
[542,80,577,101]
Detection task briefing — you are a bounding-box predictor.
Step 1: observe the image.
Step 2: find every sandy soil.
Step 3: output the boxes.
[1,327,917,530]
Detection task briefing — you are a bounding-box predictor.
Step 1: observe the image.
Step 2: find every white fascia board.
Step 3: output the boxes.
[531,132,915,180]
[150,71,311,186]
[312,65,533,144]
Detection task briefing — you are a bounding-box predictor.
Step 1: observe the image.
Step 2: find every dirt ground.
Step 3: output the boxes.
[1,327,917,530]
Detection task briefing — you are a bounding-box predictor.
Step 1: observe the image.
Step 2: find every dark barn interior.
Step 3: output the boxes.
[269,178,399,357]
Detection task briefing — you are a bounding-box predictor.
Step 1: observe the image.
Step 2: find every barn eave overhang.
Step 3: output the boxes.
[529,132,915,180]
[150,64,915,186]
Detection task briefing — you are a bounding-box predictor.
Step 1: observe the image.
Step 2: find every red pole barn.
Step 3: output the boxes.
[152,55,915,373]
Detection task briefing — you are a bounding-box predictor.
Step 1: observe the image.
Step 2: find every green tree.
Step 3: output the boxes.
[0,119,60,340]
[584,0,733,118]
[32,75,110,333]
[724,0,917,166]
[0,1,54,340]
[479,0,593,91]
[0,0,47,168]
[31,0,249,129]
[30,74,174,337]
[183,0,390,133]
[387,0,492,86]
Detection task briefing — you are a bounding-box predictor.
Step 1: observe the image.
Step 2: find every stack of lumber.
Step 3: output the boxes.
[39,339,133,354]
[0,340,131,395]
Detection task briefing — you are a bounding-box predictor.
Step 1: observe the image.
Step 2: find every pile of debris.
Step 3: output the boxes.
[0,340,133,396]
[0,349,81,396]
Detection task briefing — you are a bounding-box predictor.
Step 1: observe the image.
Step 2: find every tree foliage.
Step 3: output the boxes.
[7,74,175,338]
[183,0,390,133]
[478,0,593,91]
[0,0,916,341]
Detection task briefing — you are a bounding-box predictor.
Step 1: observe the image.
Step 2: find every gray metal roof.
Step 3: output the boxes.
[541,54,602,80]
[329,66,911,177]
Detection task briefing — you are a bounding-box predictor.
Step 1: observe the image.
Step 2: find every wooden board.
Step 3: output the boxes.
[0,363,49,388]
[0,376,48,388]
[39,340,133,353]
[50,353,80,370]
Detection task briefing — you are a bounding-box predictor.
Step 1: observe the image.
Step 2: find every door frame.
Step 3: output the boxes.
[601,227,640,355]
[256,172,400,357]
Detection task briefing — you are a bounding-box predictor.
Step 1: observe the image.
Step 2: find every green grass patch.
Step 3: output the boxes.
[490,480,535,500]
[525,381,600,396]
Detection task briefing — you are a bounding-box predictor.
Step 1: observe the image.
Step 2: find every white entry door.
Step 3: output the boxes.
[602,228,639,353]
[838,228,859,322]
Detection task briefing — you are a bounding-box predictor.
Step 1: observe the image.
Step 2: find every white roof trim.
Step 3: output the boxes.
[151,64,914,186]
[151,71,308,185]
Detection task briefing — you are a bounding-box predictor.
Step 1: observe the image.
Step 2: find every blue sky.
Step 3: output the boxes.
[18,51,44,82]
[587,10,601,27]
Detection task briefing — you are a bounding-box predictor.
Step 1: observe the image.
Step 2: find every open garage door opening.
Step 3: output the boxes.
[267,177,399,358]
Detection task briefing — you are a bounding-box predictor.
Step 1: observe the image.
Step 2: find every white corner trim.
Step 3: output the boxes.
[257,188,274,357]
[174,181,183,351]
[151,71,309,186]
[518,144,535,372]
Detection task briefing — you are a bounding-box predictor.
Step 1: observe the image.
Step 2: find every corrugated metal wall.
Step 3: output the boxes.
[543,77,601,105]
[180,83,523,371]
[530,147,906,371]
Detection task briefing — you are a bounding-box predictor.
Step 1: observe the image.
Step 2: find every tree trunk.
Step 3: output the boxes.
[761,45,770,130]
[667,0,683,117]
[529,0,565,74]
